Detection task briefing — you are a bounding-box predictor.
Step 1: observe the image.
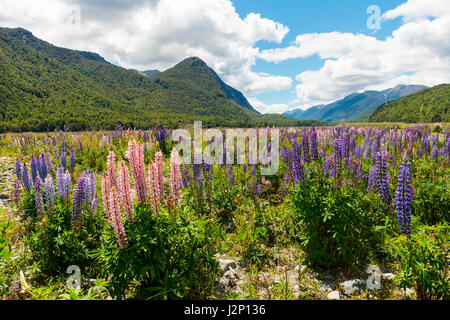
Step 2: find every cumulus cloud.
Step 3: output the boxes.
[247,97,289,114]
[0,0,292,96]
[259,0,450,108]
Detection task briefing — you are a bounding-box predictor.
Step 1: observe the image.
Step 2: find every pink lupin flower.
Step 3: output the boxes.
[148,161,160,214]
[128,138,148,204]
[155,151,164,201]
[109,187,128,249]
[170,148,181,206]
[118,159,134,223]
[262,177,271,186]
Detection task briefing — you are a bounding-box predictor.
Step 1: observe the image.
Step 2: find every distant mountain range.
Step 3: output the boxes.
[284,85,428,123]
[370,84,450,123]
[0,27,313,132]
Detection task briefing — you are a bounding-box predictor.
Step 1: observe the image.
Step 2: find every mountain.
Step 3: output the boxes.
[369,84,450,123]
[0,27,303,132]
[283,85,428,123]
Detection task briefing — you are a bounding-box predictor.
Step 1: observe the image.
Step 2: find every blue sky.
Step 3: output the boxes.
[1,0,448,113]
[232,0,408,110]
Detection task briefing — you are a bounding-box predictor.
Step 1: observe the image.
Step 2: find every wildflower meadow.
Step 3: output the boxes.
[0,124,448,300]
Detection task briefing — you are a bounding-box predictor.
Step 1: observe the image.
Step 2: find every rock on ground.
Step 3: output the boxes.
[327,290,340,300]
[340,279,367,296]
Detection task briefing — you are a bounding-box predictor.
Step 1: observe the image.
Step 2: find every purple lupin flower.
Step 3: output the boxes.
[375,151,391,209]
[85,172,96,209]
[446,137,450,157]
[21,164,31,192]
[228,165,235,185]
[302,132,311,162]
[70,151,76,172]
[60,151,67,172]
[181,165,191,189]
[71,175,87,230]
[432,145,439,160]
[30,156,38,185]
[56,166,65,199]
[38,154,48,180]
[44,176,55,210]
[323,157,333,176]
[13,180,21,205]
[395,159,412,236]
[310,130,318,160]
[91,195,99,214]
[371,140,378,165]
[420,134,430,157]
[291,137,305,185]
[63,172,72,204]
[333,138,343,187]
[34,177,45,216]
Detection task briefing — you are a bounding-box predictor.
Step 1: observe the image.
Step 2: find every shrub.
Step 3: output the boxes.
[291,174,384,269]
[411,171,449,225]
[385,223,449,300]
[95,205,221,300]
[27,201,105,276]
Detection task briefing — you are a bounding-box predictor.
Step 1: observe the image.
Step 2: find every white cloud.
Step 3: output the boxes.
[259,0,450,108]
[383,0,450,22]
[247,97,289,114]
[0,0,292,96]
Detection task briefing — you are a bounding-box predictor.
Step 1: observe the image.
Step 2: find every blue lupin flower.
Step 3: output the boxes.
[38,154,48,180]
[70,151,76,172]
[34,177,45,216]
[310,130,318,160]
[60,151,67,172]
[22,164,31,192]
[395,159,412,236]
[302,132,311,162]
[44,176,55,209]
[71,175,87,230]
[30,156,38,185]
[375,151,391,209]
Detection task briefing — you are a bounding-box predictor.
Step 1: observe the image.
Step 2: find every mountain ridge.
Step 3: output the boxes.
[369,84,450,123]
[284,85,428,123]
[0,27,307,132]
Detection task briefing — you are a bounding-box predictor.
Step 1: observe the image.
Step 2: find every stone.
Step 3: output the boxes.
[218,259,237,273]
[327,291,341,300]
[382,273,395,281]
[214,267,240,298]
[340,279,367,296]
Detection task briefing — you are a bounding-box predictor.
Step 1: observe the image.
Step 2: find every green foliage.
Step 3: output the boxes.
[411,159,450,225]
[385,223,449,300]
[94,205,220,300]
[233,207,272,269]
[291,174,384,269]
[59,281,110,300]
[18,191,40,233]
[27,201,105,276]
[370,84,450,123]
